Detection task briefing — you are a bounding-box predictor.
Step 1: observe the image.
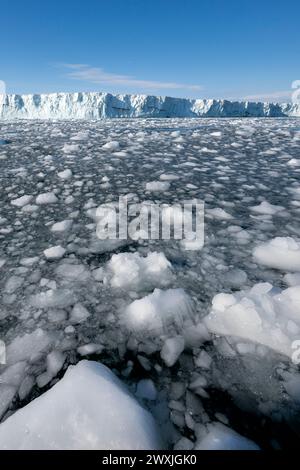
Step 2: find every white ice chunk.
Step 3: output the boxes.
[204,282,300,357]
[4,276,24,294]
[123,288,193,334]
[70,303,90,324]
[29,289,75,309]
[44,245,66,260]
[55,263,90,282]
[146,181,170,192]
[62,143,79,153]
[160,336,185,367]
[159,174,179,181]
[6,329,54,365]
[58,169,72,180]
[206,208,233,220]
[253,237,300,272]
[0,361,162,450]
[195,423,259,450]
[250,201,284,215]
[284,272,300,287]
[102,141,120,150]
[50,219,73,233]
[11,195,33,207]
[36,192,58,205]
[46,351,66,378]
[107,251,173,291]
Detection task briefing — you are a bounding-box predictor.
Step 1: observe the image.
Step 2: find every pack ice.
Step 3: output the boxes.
[1,117,300,450]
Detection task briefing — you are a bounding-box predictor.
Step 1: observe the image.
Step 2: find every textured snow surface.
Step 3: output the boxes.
[0,361,162,450]
[106,251,173,290]
[204,283,300,357]
[1,117,300,450]
[1,92,300,119]
[253,237,300,271]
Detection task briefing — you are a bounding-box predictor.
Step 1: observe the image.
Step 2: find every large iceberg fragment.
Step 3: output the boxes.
[0,361,162,450]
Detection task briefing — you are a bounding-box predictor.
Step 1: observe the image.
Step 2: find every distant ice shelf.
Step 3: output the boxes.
[0,92,300,119]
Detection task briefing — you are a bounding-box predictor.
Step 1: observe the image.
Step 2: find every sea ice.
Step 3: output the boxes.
[253,237,300,272]
[250,200,284,215]
[146,181,170,192]
[204,282,300,357]
[160,336,185,367]
[0,361,162,450]
[44,245,66,260]
[11,195,33,207]
[36,192,58,205]
[123,288,194,334]
[50,219,73,233]
[195,423,259,450]
[106,251,173,291]
[57,169,72,180]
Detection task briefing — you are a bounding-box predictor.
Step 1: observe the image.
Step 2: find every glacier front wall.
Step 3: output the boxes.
[0,92,299,119]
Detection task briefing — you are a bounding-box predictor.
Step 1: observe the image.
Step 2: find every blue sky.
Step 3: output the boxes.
[1,0,299,101]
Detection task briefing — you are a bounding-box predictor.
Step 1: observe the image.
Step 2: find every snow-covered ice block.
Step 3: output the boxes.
[70,303,90,324]
[46,350,66,378]
[107,251,173,291]
[44,245,66,260]
[20,256,39,266]
[50,219,73,233]
[250,201,284,215]
[195,423,259,450]
[146,181,170,192]
[0,361,162,450]
[206,207,232,220]
[287,158,300,167]
[204,282,300,357]
[6,329,54,366]
[55,262,90,282]
[123,288,194,334]
[4,275,24,294]
[62,143,79,153]
[102,141,120,150]
[160,335,185,367]
[159,173,179,181]
[29,289,75,309]
[284,272,300,287]
[11,195,33,207]
[253,237,300,272]
[57,169,72,180]
[36,192,58,205]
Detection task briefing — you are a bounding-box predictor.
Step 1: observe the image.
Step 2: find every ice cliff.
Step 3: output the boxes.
[0,92,299,119]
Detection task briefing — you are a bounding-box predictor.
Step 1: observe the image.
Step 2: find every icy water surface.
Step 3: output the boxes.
[0,118,300,449]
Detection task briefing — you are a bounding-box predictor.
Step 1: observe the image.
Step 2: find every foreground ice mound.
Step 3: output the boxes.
[204,282,300,357]
[0,361,162,450]
[123,288,194,334]
[195,423,259,450]
[1,92,300,119]
[253,237,300,272]
[106,251,173,291]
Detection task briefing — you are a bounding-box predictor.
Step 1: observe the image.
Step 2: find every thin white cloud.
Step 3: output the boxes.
[243,90,292,102]
[62,63,202,92]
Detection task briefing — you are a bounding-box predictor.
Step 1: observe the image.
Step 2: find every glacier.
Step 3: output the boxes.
[0,92,299,119]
